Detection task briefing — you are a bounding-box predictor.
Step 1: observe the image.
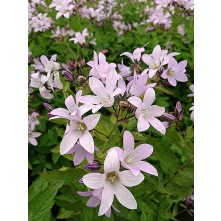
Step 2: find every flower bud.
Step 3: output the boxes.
[175,101,182,114]
[79,178,84,184]
[67,60,73,69]
[83,162,101,172]
[43,103,53,111]
[162,113,175,121]
[145,27,155,32]
[63,71,73,81]
[101,49,109,54]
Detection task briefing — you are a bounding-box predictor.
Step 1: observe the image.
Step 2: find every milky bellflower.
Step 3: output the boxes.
[69,28,88,46]
[60,114,100,154]
[49,91,93,120]
[83,149,144,216]
[142,45,179,78]
[120,47,145,63]
[78,189,120,217]
[112,131,158,176]
[87,51,117,80]
[161,57,188,86]
[67,143,99,166]
[79,75,121,113]
[128,88,166,134]
[30,72,53,99]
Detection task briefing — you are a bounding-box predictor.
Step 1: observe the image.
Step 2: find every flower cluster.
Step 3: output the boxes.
[28,112,41,146]
[28,1,53,33]
[30,54,63,99]
[29,44,193,217]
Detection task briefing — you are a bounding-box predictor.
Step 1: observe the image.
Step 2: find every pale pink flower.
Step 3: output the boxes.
[128,88,166,134]
[87,51,117,80]
[188,85,194,97]
[161,57,188,86]
[79,75,121,113]
[60,114,100,154]
[31,58,44,72]
[30,72,53,99]
[112,131,158,176]
[69,28,88,46]
[78,189,120,217]
[49,91,93,120]
[142,45,179,78]
[28,112,39,131]
[118,60,133,78]
[83,149,144,216]
[28,130,41,146]
[121,48,145,63]
[67,143,99,166]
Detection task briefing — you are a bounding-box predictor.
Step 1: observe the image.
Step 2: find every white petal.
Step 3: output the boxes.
[113,182,137,209]
[104,149,120,173]
[142,88,155,108]
[118,170,144,187]
[83,173,105,189]
[98,181,114,216]
[83,114,101,130]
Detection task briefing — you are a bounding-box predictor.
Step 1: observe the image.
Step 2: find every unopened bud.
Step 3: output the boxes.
[67,60,73,69]
[83,162,101,172]
[120,100,129,109]
[79,178,84,184]
[81,59,86,66]
[43,103,53,111]
[175,101,182,114]
[162,113,175,121]
[63,71,73,81]
[101,50,109,54]
[145,27,155,32]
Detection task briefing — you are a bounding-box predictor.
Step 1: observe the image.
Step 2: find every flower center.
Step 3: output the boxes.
[77,123,87,131]
[104,96,110,102]
[167,69,173,76]
[125,157,133,164]
[28,132,32,138]
[107,172,119,184]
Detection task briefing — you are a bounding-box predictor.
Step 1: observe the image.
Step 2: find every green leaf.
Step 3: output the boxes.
[28,177,64,221]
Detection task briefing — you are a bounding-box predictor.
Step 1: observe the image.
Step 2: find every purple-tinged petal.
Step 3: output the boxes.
[77,191,93,197]
[127,96,142,108]
[142,88,155,108]
[123,131,134,155]
[148,105,165,117]
[73,147,86,166]
[129,144,153,162]
[136,161,158,176]
[148,117,166,135]
[86,196,101,207]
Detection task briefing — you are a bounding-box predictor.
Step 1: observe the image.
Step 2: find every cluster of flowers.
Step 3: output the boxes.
[28,112,41,146]
[69,28,96,46]
[29,45,193,217]
[28,0,53,33]
[30,54,63,99]
[49,0,79,19]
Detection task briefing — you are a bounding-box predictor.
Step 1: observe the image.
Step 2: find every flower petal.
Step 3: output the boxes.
[60,130,82,155]
[142,88,155,108]
[79,130,94,153]
[98,181,114,216]
[129,144,153,162]
[73,147,86,166]
[127,96,142,108]
[104,149,120,173]
[118,170,144,187]
[123,131,134,155]
[137,115,150,132]
[83,173,105,189]
[148,105,165,117]
[83,114,101,130]
[113,182,137,209]
[148,117,166,135]
[89,77,108,100]
[136,161,158,176]
[86,196,101,208]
